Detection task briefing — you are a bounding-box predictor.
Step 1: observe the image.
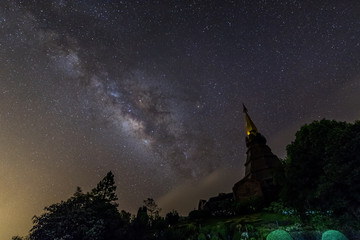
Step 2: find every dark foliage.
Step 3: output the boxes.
[27,171,183,240]
[234,196,264,215]
[188,209,211,220]
[143,198,162,220]
[29,172,122,240]
[283,119,360,220]
[165,210,180,226]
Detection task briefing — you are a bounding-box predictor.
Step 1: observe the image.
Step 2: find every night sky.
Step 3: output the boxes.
[1,0,360,238]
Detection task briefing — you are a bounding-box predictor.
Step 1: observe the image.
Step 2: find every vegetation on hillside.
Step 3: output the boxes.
[13,119,360,240]
[282,119,360,221]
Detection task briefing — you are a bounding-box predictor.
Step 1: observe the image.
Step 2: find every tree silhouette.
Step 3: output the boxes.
[29,172,121,240]
[165,210,180,226]
[283,119,360,220]
[91,171,118,204]
[143,198,161,220]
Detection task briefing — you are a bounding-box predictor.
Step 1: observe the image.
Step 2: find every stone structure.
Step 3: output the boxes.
[233,104,281,202]
[198,105,281,211]
[198,193,233,212]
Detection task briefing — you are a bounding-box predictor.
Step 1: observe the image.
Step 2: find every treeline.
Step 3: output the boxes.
[281,119,360,222]
[13,172,186,240]
[13,119,360,239]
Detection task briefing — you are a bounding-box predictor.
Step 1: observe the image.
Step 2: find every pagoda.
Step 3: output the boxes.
[232,104,281,202]
[198,105,281,211]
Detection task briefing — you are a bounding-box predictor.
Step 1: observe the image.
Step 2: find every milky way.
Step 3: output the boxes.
[1,0,360,238]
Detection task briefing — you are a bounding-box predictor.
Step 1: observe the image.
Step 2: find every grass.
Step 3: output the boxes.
[181,212,298,227]
[176,211,301,240]
[176,210,359,240]
[175,208,360,240]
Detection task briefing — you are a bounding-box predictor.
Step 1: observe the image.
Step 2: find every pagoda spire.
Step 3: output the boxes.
[243,103,258,135]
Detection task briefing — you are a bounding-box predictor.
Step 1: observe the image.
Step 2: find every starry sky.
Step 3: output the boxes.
[1,0,360,238]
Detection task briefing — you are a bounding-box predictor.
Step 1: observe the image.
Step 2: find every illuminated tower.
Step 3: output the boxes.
[233,104,281,202]
[243,104,279,181]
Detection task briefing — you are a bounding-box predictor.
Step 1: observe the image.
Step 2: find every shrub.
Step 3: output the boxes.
[266,230,293,240]
[322,230,348,240]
